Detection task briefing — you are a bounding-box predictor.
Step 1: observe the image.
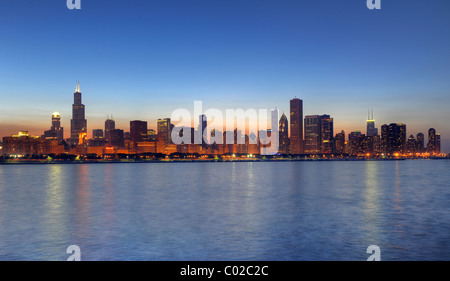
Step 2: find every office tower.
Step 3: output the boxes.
[43,112,64,143]
[198,114,207,146]
[436,134,441,154]
[110,129,124,147]
[130,120,148,147]
[157,118,172,143]
[105,117,115,144]
[147,129,156,142]
[304,114,333,154]
[407,135,416,153]
[289,98,303,154]
[372,135,381,154]
[304,115,321,154]
[279,113,289,154]
[381,123,407,155]
[70,81,87,145]
[92,129,104,139]
[348,131,367,156]
[416,133,424,153]
[89,129,107,147]
[399,124,407,153]
[427,128,436,154]
[366,110,378,137]
[2,131,45,156]
[320,114,333,154]
[334,130,346,154]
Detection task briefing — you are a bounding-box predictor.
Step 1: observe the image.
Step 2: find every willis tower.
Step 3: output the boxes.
[70,81,87,145]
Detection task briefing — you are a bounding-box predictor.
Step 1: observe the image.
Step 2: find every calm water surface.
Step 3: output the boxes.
[0,160,449,260]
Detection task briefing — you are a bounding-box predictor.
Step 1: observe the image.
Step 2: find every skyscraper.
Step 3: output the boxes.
[436,133,441,154]
[366,110,378,137]
[289,98,303,154]
[105,116,115,145]
[92,129,104,139]
[407,135,417,153]
[110,129,124,147]
[157,118,172,143]
[130,120,148,148]
[70,81,87,145]
[304,115,320,154]
[348,131,365,156]
[278,113,289,154]
[43,112,64,144]
[416,133,425,153]
[304,114,333,154]
[199,114,207,146]
[381,123,406,155]
[320,114,333,154]
[427,128,436,154]
[334,130,346,154]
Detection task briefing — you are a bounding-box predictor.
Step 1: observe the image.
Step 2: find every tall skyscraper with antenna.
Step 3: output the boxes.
[70,81,87,145]
[366,109,378,137]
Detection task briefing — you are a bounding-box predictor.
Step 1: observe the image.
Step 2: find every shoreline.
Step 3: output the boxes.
[1,157,448,165]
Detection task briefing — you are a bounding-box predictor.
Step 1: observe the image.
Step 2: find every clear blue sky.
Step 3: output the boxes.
[0,0,449,152]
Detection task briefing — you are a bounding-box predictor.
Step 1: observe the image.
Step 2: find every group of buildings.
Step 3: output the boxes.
[0,84,444,159]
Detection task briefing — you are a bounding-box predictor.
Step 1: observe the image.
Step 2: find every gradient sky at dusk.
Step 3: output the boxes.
[0,0,449,152]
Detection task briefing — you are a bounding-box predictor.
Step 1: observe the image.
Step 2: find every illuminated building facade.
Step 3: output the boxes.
[366,110,378,137]
[381,123,407,155]
[93,129,104,139]
[130,120,148,148]
[416,133,425,152]
[334,130,346,154]
[105,117,115,145]
[304,115,320,154]
[110,129,124,148]
[289,98,303,154]
[279,113,289,154]
[436,134,441,154]
[43,112,64,143]
[157,118,172,143]
[348,131,365,156]
[407,135,417,153]
[427,128,436,154]
[70,82,87,145]
[2,131,44,156]
[304,114,333,154]
[320,115,333,154]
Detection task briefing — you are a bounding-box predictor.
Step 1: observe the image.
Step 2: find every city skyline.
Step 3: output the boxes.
[0,84,445,156]
[1,1,450,152]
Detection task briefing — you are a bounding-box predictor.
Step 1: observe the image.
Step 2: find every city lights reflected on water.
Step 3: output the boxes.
[0,160,450,260]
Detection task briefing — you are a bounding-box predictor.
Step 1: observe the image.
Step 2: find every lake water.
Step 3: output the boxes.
[0,160,449,261]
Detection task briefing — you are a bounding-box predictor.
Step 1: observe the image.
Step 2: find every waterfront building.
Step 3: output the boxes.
[320,115,333,154]
[381,123,407,155]
[70,81,87,145]
[43,112,64,144]
[416,133,425,153]
[289,98,304,154]
[279,113,289,154]
[105,117,115,144]
[2,131,44,156]
[130,120,148,148]
[157,118,172,143]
